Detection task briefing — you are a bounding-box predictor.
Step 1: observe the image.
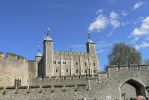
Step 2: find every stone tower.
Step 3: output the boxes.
[86,32,96,55]
[35,46,42,77]
[43,28,53,77]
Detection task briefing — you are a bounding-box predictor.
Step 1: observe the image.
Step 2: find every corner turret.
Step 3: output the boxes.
[35,46,42,62]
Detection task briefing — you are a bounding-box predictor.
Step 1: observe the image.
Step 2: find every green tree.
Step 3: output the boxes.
[108,43,141,65]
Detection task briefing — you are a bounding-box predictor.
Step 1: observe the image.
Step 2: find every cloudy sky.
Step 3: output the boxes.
[0,0,149,70]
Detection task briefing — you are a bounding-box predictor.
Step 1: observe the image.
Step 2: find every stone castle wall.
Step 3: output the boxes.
[0,64,148,100]
[0,52,29,86]
[0,30,148,100]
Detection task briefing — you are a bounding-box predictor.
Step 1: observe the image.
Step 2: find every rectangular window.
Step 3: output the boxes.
[94,70,96,73]
[56,69,58,73]
[63,62,66,64]
[58,61,61,64]
[85,70,87,73]
[93,63,96,66]
[76,62,78,66]
[76,70,78,73]
[53,61,56,64]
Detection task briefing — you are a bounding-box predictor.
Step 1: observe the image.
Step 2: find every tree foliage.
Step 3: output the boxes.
[108,43,141,65]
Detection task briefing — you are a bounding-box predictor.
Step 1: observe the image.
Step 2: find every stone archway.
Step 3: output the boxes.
[120,79,146,100]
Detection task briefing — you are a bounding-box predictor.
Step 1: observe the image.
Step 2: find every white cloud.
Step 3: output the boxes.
[96,49,105,54]
[121,21,130,26]
[96,9,103,14]
[110,12,121,29]
[133,1,144,10]
[98,40,105,43]
[110,12,118,19]
[130,37,139,44]
[88,15,108,32]
[135,42,149,49]
[96,40,118,48]
[110,19,121,29]
[121,11,129,16]
[132,16,149,36]
[88,11,121,32]
[107,31,113,37]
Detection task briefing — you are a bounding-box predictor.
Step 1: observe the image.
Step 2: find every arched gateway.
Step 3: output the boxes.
[120,79,146,100]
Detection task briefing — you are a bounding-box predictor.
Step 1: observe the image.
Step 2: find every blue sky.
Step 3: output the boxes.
[0,0,149,70]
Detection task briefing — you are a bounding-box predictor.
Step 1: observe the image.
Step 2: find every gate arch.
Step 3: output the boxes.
[120,79,146,100]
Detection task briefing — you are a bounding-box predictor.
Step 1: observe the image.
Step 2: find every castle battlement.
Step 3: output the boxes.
[31,75,98,85]
[107,64,149,71]
[98,64,149,79]
[0,83,89,96]
[0,52,27,63]
[54,51,87,56]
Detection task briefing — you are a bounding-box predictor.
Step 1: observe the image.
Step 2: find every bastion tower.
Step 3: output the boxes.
[37,28,99,77]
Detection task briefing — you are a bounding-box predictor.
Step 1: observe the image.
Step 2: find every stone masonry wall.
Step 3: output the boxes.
[0,64,148,100]
[0,52,29,86]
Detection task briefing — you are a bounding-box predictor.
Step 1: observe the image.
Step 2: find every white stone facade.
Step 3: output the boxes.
[37,32,99,77]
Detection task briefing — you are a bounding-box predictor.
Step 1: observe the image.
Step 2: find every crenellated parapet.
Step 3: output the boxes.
[0,52,27,63]
[0,75,93,95]
[98,64,149,80]
[0,52,29,87]
[107,64,149,72]
[0,82,89,96]
[54,51,87,56]
[31,75,98,85]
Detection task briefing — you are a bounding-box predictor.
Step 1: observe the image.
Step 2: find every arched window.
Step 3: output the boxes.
[66,69,69,73]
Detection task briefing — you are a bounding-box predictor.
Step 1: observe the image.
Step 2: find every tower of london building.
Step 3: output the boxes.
[36,28,99,78]
[0,28,149,100]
